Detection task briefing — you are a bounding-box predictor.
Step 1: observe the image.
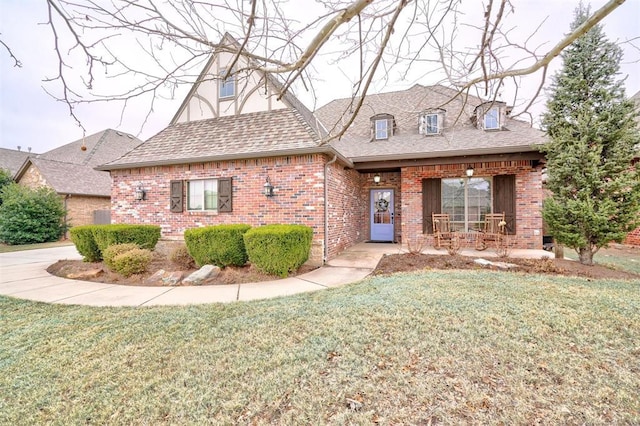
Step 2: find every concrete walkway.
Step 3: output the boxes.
[0,243,551,307]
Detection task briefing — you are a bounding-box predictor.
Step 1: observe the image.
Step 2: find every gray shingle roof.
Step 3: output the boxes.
[16,129,143,196]
[28,157,112,197]
[40,129,143,167]
[100,108,326,170]
[0,148,36,177]
[316,84,546,162]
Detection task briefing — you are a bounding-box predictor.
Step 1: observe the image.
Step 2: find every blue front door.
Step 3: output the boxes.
[370,189,394,241]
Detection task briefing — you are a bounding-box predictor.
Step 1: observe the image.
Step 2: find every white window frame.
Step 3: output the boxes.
[375,119,389,140]
[219,68,235,99]
[484,107,500,130]
[425,113,439,134]
[187,179,218,211]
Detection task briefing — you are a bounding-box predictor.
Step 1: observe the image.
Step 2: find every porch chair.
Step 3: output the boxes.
[432,213,453,250]
[475,212,507,251]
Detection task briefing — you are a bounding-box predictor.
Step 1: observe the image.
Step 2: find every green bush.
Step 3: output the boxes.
[111,248,152,277]
[169,244,196,269]
[0,168,12,206]
[184,224,251,268]
[103,243,140,270]
[69,225,102,262]
[92,224,160,254]
[244,224,313,277]
[0,183,67,245]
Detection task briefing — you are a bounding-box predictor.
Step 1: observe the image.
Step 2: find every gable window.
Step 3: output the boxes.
[188,179,218,211]
[375,119,389,140]
[219,68,235,99]
[484,107,500,130]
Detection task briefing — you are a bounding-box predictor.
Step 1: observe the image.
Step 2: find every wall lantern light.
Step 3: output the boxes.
[263,177,274,197]
[373,173,381,184]
[134,185,147,201]
[466,165,474,178]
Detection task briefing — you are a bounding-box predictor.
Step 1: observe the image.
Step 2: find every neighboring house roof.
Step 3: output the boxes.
[316,84,546,163]
[26,157,113,197]
[0,147,36,177]
[99,109,342,170]
[39,128,143,168]
[15,129,143,196]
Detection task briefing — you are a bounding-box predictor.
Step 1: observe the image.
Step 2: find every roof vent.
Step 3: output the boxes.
[116,131,123,136]
[127,134,134,139]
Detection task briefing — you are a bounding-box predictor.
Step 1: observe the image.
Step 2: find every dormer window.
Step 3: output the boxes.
[419,108,445,135]
[375,119,389,139]
[484,107,500,130]
[219,68,236,99]
[370,113,396,140]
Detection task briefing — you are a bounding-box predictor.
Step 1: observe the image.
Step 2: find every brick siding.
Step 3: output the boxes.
[65,196,110,227]
[401,161,544,249]
[111,154,332,264]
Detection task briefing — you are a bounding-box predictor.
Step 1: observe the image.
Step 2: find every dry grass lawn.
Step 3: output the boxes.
[1,271,638,424]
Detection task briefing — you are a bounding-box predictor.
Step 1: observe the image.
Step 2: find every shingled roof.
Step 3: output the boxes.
[315,84,546,163]
[16,129,143,196]
[0,147,36,177]
[100,108,338,170]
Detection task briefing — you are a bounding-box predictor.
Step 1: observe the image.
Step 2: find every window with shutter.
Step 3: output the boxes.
[170,180,184,213]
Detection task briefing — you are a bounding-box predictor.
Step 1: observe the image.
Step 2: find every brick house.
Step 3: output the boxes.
[99,35,547,264]
[15,129,143,227]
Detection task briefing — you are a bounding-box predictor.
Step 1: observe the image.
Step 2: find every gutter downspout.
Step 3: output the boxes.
[324,155,338,264]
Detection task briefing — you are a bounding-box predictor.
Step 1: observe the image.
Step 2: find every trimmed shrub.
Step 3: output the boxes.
[244,224,313,277]
[92,224,160,254]
[184,224,251,267]
[69,225,102,262]
[169,244,196,270]
[103,243,140,270]
[0,183,67,245]
[111,248,152,277]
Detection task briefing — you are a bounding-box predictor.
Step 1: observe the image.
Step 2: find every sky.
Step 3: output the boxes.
[1,0,639,154]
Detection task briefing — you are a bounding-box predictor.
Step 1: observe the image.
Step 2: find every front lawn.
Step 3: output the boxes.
[1,271,638,424]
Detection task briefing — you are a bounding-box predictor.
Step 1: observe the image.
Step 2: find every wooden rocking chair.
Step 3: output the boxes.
[432,213,453,250]
[475,212,507,251]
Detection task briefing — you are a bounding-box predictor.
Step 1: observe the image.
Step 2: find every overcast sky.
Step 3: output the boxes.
[1,0,639,154]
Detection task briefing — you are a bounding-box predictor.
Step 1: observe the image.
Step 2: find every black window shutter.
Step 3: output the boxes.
[170,180,183,213]
[493,174,516,234]
[422,178,442,234]
[218,177,232,212]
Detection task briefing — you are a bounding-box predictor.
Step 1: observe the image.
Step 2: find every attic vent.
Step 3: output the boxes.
[127,134,133,139]
[116,131,123,136]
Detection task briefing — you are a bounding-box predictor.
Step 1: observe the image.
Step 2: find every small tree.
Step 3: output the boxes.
[541,3,640,265]
[0,184,67,245]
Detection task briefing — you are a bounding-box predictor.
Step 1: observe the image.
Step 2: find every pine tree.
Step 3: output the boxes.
[541,3,640,265]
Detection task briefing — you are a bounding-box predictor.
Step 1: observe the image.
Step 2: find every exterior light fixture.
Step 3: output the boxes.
[263,177,274,197]
[373,173,381,184]
[134,185,147,201]
[466,165,474,178]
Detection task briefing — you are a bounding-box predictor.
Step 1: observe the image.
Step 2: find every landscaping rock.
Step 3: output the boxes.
[474,258,493,267]
[182,265,221,285]
[145,270,184,286]
[474,258,518,270]
[67,268,103,279]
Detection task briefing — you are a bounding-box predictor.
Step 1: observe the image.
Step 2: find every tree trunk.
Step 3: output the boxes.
[554,242,564,259]
[578,247,594,265]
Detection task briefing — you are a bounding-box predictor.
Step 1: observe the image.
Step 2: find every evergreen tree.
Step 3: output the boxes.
[541,3,640,265]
